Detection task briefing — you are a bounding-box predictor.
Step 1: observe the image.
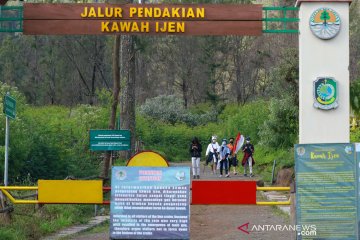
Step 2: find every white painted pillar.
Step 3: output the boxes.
[297,0,352,144]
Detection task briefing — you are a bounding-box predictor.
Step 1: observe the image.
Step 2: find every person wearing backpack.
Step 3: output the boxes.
[241,137,255,177]
[190,137,202,179]
[205,136,220,175]
[227,137,238,176]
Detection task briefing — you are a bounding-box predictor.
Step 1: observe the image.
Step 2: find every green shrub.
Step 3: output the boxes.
[219,100,270,143]
[249,145,294,183]
[139,95,218,126]
[259,96,298,148]
[0,228,24,240]
[351,128,360,143]
[136,113,221,161]
[0,204,94,240]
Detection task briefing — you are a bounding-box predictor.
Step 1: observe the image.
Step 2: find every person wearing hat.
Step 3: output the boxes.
[190,137,202,179]
[241,137,255,177]
[205,136,220,174]
[218,138,231,177]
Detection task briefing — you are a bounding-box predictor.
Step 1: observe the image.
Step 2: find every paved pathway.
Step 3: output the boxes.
[41,215,109,240]
[263,191,290,215]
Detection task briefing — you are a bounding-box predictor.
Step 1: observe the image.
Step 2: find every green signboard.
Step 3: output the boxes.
[90,130,130,151]
[3,95,16,119]
[355,143,360,240]
[295,143,358,239]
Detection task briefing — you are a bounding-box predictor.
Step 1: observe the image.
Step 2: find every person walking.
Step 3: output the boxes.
[205,136,220,175]
[218,138,230,177]
[190,137,202,179]
[241,137,255,177]
[227,137,238,175]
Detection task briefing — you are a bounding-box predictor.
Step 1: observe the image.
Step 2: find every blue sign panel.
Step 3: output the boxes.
[110,167,190,239]
[295,143,358,239]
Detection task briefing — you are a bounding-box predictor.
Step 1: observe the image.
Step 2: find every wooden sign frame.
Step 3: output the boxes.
[24,3,262,35]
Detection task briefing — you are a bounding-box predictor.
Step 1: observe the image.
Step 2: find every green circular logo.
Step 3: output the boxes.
[310,8,341,40]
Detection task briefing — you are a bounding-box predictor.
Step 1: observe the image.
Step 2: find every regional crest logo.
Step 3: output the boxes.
[115,170,127,180]
[296,147,305,156]
[313,77,338,110]
[309,8,341,40]
[175,171,185,181]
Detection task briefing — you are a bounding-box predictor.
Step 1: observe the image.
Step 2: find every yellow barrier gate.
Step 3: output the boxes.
[0,180,103,204]
[0,186,38,204]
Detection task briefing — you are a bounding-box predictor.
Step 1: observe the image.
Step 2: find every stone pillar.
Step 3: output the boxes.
[297,0,352,144]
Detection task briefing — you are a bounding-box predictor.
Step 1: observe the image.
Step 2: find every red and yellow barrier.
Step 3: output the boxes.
[0,181,290,205]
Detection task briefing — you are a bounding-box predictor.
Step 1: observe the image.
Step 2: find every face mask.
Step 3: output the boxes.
[222,141,226,145]
[230,141,233,144]
[246,141,250,143]
[212,139,216,143]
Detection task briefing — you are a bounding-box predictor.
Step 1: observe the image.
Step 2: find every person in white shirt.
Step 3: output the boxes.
[205,136,220,174]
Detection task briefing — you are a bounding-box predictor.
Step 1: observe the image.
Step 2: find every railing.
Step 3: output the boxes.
[263,7,299,34]
[0,186,38,204]
[0,184,110,205]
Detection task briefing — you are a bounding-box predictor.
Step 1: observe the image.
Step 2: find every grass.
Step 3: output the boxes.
[270,205,290,224]
[254,146,294,184]
[0,204,94,240]
[257,192,291,224]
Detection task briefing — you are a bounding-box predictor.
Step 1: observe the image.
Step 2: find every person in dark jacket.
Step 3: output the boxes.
[190,137,202,179]
[241,137,255,177]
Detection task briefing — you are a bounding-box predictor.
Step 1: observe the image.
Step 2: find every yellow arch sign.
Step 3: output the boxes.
[126,151,169,167]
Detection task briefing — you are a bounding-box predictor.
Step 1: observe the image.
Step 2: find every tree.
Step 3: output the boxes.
[120,35,136,159]
[101,35,121,179]
[320,10,330,24]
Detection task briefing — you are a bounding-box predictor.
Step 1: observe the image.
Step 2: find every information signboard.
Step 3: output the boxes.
[110,166,190,239]
[89,129,130,151]
[355,143,360,239]
[295,143,358,239]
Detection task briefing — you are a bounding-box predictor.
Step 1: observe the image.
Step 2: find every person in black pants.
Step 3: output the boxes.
[241,137,255,177]
[218,138,230,178]
[190,137,202,179]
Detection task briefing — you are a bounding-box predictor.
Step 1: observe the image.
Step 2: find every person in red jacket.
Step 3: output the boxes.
[241,137,255,177]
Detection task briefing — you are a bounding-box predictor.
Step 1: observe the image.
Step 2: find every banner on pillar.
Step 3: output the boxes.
[295,143,358,239]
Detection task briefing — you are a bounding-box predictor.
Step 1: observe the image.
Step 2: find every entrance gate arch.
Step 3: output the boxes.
[0,0,355,239]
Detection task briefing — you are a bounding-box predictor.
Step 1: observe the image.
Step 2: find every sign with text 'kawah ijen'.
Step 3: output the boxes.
[295,143,358,240]
[23,3,262,35]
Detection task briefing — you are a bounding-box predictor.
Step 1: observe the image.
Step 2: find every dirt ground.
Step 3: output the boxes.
[70,162,292,240]
[71,203,291,240]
